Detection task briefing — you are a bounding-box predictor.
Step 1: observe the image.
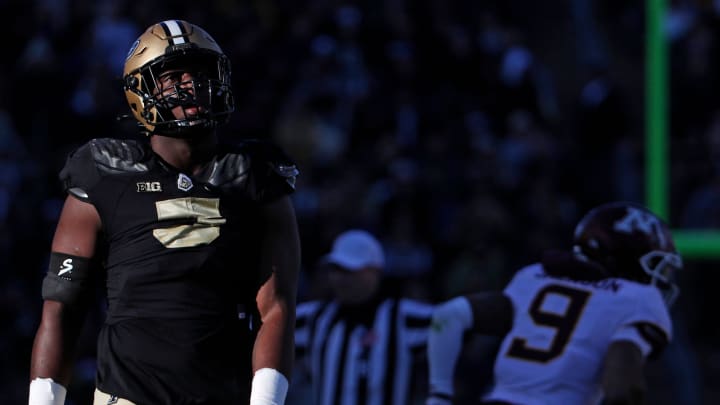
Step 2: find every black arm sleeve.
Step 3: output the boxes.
[42,253,96,306]
[634,321,669,360]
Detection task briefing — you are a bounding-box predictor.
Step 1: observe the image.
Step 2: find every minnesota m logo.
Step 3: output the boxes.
[613,207,667,247]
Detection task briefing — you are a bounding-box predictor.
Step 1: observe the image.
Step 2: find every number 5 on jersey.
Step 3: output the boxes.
[153,197,226,248]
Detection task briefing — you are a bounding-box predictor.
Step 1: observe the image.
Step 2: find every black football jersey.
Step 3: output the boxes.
[59,137,298,404]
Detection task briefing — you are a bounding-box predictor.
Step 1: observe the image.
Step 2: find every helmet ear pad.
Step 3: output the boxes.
[125,76,139,88]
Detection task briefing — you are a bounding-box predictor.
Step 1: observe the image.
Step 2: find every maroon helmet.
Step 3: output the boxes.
[572,202,682,305]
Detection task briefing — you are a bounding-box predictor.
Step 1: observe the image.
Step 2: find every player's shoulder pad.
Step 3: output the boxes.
[509,263,543,284]
[241,139,299,183]
[503,263,544,300]
[59,138,151,201]
[210,139,299,201]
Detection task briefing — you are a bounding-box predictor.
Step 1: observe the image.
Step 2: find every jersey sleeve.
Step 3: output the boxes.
[59,141,103,202]
[244,140,299,203]
[502,263,542,303]
[612,286,672,359]
[58,138,150,203]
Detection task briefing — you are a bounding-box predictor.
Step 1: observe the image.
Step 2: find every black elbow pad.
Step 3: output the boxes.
[41,253,94,306]
[634,321,669,360]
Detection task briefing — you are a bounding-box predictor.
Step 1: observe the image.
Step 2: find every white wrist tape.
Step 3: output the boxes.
[29,378,66,405]
[250,368,289,405]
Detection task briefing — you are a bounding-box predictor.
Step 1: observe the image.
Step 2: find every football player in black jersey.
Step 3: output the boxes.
[29,20,300,405]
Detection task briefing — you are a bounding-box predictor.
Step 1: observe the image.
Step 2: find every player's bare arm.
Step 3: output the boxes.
[466,292,513,336]
[252,195,300,403]
[601,340,646,405]
[427,292,512,404]
[30,195,101,399]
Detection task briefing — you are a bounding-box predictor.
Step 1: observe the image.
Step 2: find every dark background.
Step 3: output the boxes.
[1,0,718,403]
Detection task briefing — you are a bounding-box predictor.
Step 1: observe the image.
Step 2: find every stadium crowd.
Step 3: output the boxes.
[1,0,719,403]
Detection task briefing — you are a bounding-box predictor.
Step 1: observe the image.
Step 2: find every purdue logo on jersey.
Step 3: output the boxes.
[177,173,193,191]
[137,181,162,192]
[277,164,299,188]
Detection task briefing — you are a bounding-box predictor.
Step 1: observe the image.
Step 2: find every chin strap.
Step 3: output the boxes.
[150,123,216,139]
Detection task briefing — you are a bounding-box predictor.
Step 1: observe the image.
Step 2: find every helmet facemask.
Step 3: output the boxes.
[123,18,236,137]
[126,49,234,137]
[639,250,682,306]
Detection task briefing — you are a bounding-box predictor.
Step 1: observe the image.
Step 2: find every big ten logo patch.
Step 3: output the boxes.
[137,181,162,192]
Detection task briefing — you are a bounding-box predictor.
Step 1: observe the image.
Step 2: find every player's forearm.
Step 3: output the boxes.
[252,197,299,404]
[30,301,81,384]
[255,197,299,376]
[251,300,294,405]
[30,300,90,405]
[31,327,69,384]
[601,341,646,405]
[253,301,295,376]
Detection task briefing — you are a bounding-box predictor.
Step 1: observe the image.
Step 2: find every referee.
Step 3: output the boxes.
[292,229,435,405]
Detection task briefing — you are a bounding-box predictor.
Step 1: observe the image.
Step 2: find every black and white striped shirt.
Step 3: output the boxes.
[294,297,435,405]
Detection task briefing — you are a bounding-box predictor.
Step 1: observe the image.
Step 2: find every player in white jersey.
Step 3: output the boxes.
[426,202,682,405]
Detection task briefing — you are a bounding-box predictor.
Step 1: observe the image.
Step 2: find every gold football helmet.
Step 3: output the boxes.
[123,20,234,137]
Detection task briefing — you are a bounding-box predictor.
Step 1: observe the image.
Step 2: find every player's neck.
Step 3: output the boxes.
[150,133,217,175]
